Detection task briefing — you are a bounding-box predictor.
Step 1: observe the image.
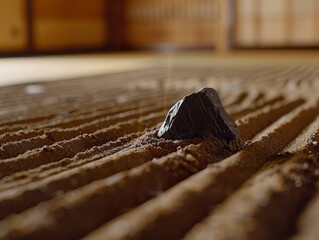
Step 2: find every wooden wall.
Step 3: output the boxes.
[234,0,319,47]
[125,0,217,49]
[0,0,28,52]
[0,0,107,54]
[1,0,319,55]
[32,0,107,51]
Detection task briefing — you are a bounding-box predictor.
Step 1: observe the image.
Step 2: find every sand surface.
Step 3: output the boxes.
[0,55,319,239]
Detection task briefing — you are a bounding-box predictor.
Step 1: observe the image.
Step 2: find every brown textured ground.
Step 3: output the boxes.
[0,62,319,240]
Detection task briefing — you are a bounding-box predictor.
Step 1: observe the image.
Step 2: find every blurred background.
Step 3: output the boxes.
[1,0,319,55]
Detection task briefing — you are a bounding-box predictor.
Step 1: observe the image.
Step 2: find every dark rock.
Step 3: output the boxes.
[157,88,239,140]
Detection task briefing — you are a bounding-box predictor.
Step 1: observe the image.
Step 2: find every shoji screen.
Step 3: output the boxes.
[125,0,217,49]
[234,0,319,47]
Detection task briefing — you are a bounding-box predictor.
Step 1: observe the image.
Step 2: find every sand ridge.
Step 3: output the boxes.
[0,65,318,239]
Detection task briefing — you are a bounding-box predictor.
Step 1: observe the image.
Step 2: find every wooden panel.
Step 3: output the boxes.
[292,0,314,13]
[32,0,107,51]
[236,21,256,46]
[260,0,285,16]
[125,0,217,49]
[291,16,316,45]
[259,0,287,46]
[237,0,255,16]
[0,0,28,52]
[291,0,316,45]
[235,0,257,46]
[33,0,106,19]
[260,17,286,46]
[234,0,319,48]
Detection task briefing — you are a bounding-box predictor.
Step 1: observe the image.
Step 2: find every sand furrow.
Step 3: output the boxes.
[0,113,165,177]
[0,131,144,191]
[0,104,167,159]
[183,155,318,240]
[230,95,285,119]
[292,184,319,240]
[82,100,319,240]
[237,99,304,141]
[0,135,195,219]
[0,92,176,134]
[0,142,216,240]
[0,64,318,240]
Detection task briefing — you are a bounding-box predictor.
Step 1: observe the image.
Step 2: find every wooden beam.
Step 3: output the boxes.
[216,0,231,53]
